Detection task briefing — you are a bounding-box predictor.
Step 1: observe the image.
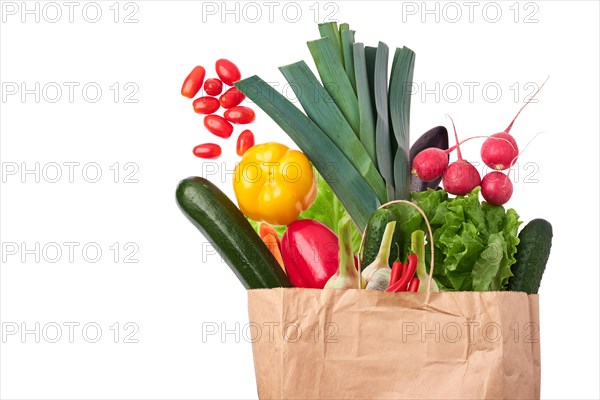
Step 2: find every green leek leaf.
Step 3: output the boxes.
[318,22,342,62]
[353,43,377,167]
[340,29,357,92]
[235,76,380,231]
[373,42,395,201]
[389,46,415,200]
[307,38,360,135]
[279,61,387,203]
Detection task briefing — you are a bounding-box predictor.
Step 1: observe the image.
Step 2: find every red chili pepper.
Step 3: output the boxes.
[389,261,403,287]
[236,129,255,156]
[220,87,246,108]
[204,78,223,96]
[193,96,220,114]
[192,143,221,159]
[204,115,233,138]
[224,106,255,124]
[408,277,420,292]
[181,66,205,98]
[385,255,417,292]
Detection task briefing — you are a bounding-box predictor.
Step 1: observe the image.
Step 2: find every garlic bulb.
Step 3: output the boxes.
[366,268,391,291]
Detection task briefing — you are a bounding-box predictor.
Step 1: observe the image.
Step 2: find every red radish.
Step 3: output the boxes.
[412,148,448,182]
[442,116,481,195]
[412,136,489,182]
[481,77,548,170]
[481,171,513,206]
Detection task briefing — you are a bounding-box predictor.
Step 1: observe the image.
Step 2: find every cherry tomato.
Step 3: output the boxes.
[236,130,255,156]
[181,66,205,98]
[224,106,255,124]
[219,87,245,109]
[204,78,223,96]
[215,59,241,86]
[193,96,220,114]
[204,115,233,138]
[193,143,222,159]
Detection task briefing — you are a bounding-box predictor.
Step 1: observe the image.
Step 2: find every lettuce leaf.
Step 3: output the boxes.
[413,187,521,291]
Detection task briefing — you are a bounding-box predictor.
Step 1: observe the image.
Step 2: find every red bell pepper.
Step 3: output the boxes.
[281,219,357,288]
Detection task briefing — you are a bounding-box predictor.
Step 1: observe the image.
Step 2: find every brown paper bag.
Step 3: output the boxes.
[247,288,540,399]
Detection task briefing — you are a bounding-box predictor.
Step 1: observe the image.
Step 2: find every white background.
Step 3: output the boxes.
[1,1,599,399]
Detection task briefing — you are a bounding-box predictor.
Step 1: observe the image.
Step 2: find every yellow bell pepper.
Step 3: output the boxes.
[233,142,317,226]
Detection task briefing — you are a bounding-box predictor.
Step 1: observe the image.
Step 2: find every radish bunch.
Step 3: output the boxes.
[412,78,547,206]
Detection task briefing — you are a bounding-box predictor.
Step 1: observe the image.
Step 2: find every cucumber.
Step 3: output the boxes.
[360,209,398,269]
[176,177,292,289]
[507,219,553,294]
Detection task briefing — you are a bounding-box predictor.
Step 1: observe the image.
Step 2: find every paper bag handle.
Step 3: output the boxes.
[357,200,436,294]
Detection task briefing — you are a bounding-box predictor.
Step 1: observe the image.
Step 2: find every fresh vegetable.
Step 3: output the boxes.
[193,96,220,114]
[259,223,281,249]
[481,171,513,206]
[407,277,420,292]
[361,202,423,269]
[297,172,363,254]
[373,42,394,200]
[366,268,391,290]
[409,126,449,192]
[215,59,241,86]
[262,233,285,272]
[411,230,438,292]
[362,221,396,284]
[232,142,316,226]
[204,78,223,96]
[442,116,481,195]
[175,177,291,289]
[219,87,246,108]
[360,209,397,270]
[480,78,547,170]
[278,61,386,203]
[325,217,365,289]
[412,187,521,291]
[181,66,205,98]
[353,42,377,164]
[192,143,222,159]
[389,46,415,200]
[307,37,360,134]
[224,106,256,124]
[390,261,403,286]
[235,76,381,231]
[204,115,234,138]
[507,219,552,294]
[281,219,340,288]
[340,27,356,91]
[236,129,254,156]
[386,253,417,292]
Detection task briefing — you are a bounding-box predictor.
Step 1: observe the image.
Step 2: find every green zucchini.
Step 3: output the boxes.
[360,209,399,270]
[176,177,292,289]
[508,219,553,294]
